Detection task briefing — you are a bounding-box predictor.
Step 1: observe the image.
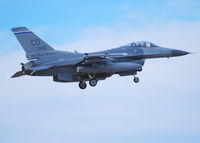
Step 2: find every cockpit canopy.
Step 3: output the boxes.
[125,41,158,48]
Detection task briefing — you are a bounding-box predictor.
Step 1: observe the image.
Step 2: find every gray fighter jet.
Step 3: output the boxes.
[11,27,189,89]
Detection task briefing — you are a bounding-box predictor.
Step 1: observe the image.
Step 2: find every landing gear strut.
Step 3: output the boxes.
[79,80,87,89]
[133,76,139,83]
[88,74,98,87]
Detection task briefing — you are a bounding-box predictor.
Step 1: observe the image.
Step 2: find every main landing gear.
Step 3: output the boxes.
[79,80,87,89]
[89,78,97,87]
[79,74,98,89]
[78,78,98,89]
[88,74,97,87]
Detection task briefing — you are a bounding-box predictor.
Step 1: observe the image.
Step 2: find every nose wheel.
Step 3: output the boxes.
[133,76,139,83]
[79,81,87,89]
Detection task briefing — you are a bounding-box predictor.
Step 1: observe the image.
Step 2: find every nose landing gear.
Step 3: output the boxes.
[133,76,139,83]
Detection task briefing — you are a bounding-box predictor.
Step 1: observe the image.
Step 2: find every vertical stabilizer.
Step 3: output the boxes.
[11,27,55,60]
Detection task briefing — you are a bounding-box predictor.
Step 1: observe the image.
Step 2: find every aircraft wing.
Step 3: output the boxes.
[74,57,115,65]
[84,53,128,59]
[36,53,128,67]
[74,53,127,65]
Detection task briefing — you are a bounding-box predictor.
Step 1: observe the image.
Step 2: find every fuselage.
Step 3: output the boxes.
[23,41,188,83]
[11,27,189,89]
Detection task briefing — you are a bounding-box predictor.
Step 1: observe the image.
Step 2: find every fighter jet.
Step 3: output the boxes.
[11,27,189,89]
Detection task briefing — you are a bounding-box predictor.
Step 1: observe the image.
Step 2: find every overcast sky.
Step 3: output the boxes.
[0,0,200,143]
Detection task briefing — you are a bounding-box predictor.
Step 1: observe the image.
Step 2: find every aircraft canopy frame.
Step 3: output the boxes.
[125,41,158,48]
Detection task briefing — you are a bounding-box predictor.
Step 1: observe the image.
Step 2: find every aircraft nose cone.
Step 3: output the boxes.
[171,49,189,57]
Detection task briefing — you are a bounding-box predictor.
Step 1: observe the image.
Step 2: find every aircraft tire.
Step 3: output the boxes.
[134,77,139,83]
[89,78,97,87]
[79,81,87,89]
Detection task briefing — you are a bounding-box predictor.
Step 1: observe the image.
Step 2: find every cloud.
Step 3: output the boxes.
[0,22,200,143]
[57,21,200,53]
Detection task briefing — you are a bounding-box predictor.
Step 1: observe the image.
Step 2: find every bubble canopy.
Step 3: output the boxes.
[125,41,158,47]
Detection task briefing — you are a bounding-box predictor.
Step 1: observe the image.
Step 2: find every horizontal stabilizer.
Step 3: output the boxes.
[11,71,25,78]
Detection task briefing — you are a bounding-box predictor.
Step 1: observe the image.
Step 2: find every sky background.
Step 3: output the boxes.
[0,0,200,143]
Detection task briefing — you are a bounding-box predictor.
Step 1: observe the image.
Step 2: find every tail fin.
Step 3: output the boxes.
[11,27,55,60]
